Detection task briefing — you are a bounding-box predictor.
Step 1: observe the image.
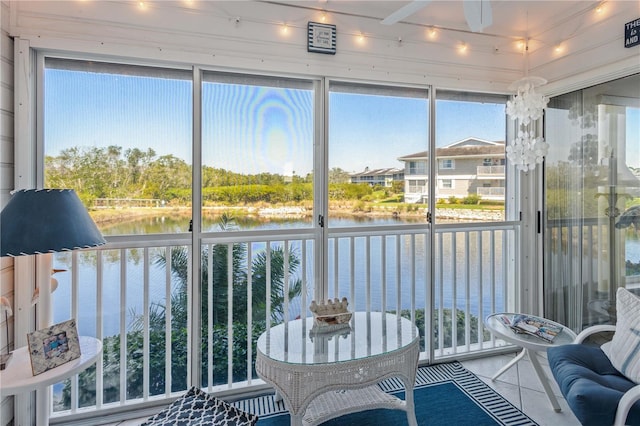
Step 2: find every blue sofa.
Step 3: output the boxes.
[548,324,640,426]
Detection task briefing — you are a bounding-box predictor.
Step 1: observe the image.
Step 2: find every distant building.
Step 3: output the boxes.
[398,137,505,203]
[350,167,405,187]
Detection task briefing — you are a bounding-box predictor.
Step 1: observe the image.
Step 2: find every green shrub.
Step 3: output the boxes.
[462,194,481,205]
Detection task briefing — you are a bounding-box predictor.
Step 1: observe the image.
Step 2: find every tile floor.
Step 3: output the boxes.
[461,351,581,426]
[107,351,581,426]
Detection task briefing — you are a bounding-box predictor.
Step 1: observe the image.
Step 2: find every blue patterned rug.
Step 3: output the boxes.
[234,362,537,425]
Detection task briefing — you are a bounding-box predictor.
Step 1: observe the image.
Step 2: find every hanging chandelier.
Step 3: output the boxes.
[505,39,550,172]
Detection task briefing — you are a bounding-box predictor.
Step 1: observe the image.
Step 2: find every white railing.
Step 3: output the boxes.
[48,223,518,421]
[433,223,517,356]
[476,187,505,198]
[476,165,505,176]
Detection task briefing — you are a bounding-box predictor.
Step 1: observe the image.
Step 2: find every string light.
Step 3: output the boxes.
[554,43,564,54]
[210,8,577,59]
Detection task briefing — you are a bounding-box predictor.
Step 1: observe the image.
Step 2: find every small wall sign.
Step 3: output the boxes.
[625,18,639,48]
[308,22,337,55]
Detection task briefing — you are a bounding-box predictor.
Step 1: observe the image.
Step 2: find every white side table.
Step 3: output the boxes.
[0,336,102,425]
[484,313,576,412]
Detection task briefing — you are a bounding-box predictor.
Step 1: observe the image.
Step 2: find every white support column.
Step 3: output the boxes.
[13,37,36,426]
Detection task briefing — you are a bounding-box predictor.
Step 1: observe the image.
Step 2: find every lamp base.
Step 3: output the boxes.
[0,352,12,370]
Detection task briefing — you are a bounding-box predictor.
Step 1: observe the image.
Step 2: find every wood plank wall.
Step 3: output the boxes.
[0,1,15,424]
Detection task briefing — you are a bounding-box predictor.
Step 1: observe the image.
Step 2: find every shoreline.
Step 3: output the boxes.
[90,204,504,225]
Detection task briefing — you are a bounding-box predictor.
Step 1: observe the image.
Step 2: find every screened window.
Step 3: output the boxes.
[38,54,521,415]
[328,81,428,226]
[44,58,193,236]
[435,90,508,222]
[201,72,315,231]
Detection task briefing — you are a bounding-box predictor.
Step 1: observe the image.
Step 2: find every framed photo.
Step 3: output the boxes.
[27,319,81,376]
[308,22,337,54]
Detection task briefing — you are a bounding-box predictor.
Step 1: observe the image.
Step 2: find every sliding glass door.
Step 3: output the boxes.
[544,73,640,330]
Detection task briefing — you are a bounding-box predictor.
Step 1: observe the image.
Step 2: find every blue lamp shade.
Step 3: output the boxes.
[1,189,106,257]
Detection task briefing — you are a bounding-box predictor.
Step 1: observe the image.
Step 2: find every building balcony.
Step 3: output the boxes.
[476,187,505,199]
[476,165,505,178]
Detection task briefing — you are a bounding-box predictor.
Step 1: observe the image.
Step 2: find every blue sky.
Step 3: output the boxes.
[45,68,638,175]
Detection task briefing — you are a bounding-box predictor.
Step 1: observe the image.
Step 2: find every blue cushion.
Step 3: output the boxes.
[548,344,640,426]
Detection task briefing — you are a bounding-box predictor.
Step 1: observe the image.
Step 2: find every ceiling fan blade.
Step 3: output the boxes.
[381,1,432,25]
[463,0,493,32]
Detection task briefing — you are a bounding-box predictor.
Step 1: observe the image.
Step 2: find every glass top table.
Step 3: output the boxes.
[257,311,418,365]
[256,311,420,426]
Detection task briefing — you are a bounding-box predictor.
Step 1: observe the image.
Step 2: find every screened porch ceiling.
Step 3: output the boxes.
[9,1,638,95]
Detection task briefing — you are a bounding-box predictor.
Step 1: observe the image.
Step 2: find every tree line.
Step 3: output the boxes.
[45,145,385,206]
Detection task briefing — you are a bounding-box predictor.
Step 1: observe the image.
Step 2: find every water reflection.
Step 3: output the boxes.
[96,211,425,235]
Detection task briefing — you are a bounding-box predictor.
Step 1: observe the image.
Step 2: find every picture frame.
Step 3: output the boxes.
[27,318,81,376]
[307,22,337,54]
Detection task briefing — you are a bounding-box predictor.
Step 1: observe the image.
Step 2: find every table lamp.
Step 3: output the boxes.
[0,188,106,369]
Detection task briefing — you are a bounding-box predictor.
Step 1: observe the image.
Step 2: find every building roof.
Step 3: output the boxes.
[350,167,404,177]
[398,138,505,161]
[444,137,504,149]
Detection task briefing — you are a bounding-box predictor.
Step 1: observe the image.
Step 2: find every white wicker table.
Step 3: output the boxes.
[256,311,420,426]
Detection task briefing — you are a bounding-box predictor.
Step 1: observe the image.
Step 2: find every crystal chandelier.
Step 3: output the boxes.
[506,40,550,172]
